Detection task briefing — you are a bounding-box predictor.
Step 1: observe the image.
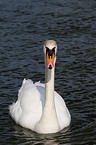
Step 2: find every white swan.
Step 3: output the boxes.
[9,40,71,134]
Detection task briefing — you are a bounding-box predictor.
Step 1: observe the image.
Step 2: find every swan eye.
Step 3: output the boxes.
[52,47,55,54]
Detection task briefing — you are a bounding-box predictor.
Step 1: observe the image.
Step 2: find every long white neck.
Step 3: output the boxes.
[45,66,54,109]
[35,65,60,134]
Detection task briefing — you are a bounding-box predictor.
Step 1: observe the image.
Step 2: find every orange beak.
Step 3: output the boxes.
[47,52,54,69]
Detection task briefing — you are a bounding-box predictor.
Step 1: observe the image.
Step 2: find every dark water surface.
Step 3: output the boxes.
[0,0,96,144]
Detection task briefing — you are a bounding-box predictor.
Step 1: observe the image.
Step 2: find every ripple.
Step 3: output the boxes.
[0,0,96,144]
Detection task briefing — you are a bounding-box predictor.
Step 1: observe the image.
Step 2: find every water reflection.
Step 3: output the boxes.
[14,125,71,144]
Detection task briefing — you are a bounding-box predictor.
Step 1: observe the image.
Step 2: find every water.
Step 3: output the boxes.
[0,0,96,144]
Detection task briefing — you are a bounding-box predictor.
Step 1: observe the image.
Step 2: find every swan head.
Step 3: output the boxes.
[43,40,57,69]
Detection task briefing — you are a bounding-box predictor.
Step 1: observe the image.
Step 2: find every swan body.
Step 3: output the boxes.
[9,40,71,134]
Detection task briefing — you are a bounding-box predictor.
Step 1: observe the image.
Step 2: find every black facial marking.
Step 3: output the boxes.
[46,46,55,58]
[49,64,52,69]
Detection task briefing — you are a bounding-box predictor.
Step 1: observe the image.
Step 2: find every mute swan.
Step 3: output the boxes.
[9,40,71,134]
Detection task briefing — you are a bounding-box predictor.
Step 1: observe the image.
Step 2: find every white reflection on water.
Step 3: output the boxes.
[14,125,71,145]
